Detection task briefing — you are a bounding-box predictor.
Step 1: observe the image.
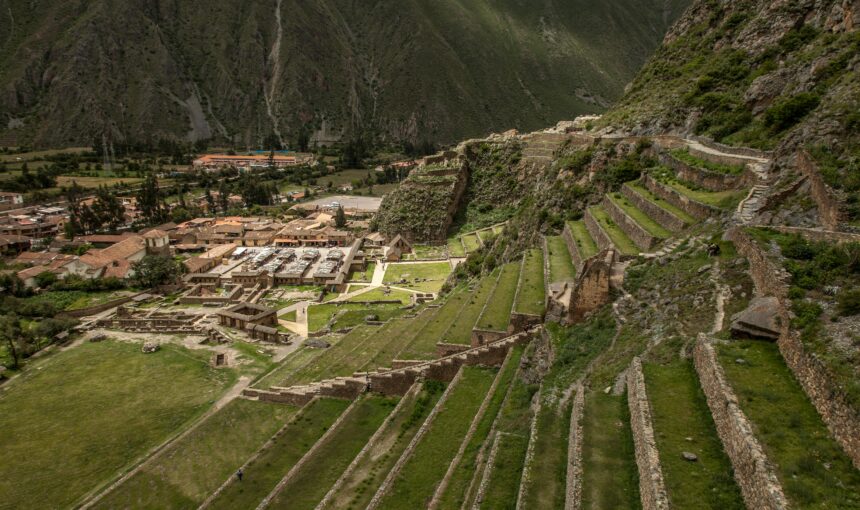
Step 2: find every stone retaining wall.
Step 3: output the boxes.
[584,208,615,252]
[602,196,658,251]
[562,222,585,271]
[659,153,748,192]
[621,184,687,232]
[693,339,789,509]
[728,226,860,468]
[626,358,669,510]
[766,225,860,244]
[643,174,720,221]
[565,384,585,510]
[688,135,773,160]
[59,292,147,318]
[796,151,846,230]
[510,312,542,333]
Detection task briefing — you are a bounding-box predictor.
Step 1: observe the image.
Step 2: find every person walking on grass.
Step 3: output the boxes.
[236,468,244,482]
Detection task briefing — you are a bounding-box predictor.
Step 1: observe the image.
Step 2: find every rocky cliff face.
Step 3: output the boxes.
[0,0,689,148]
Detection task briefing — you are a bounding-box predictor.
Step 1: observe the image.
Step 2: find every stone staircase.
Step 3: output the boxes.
[521,132,571,163]
[735,184,769,224]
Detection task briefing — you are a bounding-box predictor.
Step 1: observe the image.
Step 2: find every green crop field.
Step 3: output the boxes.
[588,206,639,256]
[718,341,860,508]
[626,182,697,224]
[566,220,598,259]
[644,362,744,510]
[206,398,349,510]
[462,233,482,253]
[0,341,235,509]
[546,236,576,282]
[439,271,500,345]
[383,261,452,293]
[514,249,545,316]
[476,262,520,331]
[320,382,446,509]
[267,396,396,509]
[608,192,672,238]
[580,391,641,509]
[437,347,523,509]
[397,286,472,359]
[447,237,467,257]
[94,399,297,509]
[377,367,497,509]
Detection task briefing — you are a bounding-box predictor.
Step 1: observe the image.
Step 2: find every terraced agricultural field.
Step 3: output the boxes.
[447,237,467,257]
[644,362,744,509]
[717,341,860,508]
[546,235,576,282]
[0,341,235,510]
[319,382,446,510]
[476,262,521,332]
[206,398,350,510]
[255,346,329,389]
[267,396,397,509]
[397,285,474,359]
[652,169,747,210]
[376,366,498,509]
[462,233,482,253]
[513,249,545,316]
[436,346,524,509]
[438,271,500,346]
[588,206,639,256]
[363,308,437,368]
[306,302,404,332]
[94,400,297,509]
[280,327,379,386]
[580,391,640,509]
[383,261,452,293]
[566,220,598,259]
[519,396,571,509]
[626,182,697,225]
[608,192,672,238]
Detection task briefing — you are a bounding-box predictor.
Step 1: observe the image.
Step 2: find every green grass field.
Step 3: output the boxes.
[644,362,744,510]
[437,347,523,509]
[17,289,131,311]
[206,398,350,510]
[347,287,413,304]
[476,262,520,331]
[546,236,577,282]
[652,169,747,210]
[377,367,497,510]
[588,206,639,256]
[267,396,396,509]
[513,249,545,316]
[412,244,448,259]
[281,327,377,385]
[718,341,860,509]
[520,398,571,509]
[626,182,697,224]
[670,149,745,175]
[0,341,235,509]
[447,237,467,257]
[255,346,328,389]
[320,382,446,510]
[398,286,472,359]
[306,302,404,332]
[608,193,672,238]
[462,233,482,253]
[383,261,452,293]
[440,271,500,345]
[94,400,297,509]
[366,309,438,366]
[348,262,376,282]
[580,391,641,509]
[566,220,598,259]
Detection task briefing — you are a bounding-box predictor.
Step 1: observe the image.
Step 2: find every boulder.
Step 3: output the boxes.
[730,296,781,340]
[141,342,160,353]
[681,451,699,462]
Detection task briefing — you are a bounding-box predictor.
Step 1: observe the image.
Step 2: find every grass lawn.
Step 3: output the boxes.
[492,225,504,235]
[717,341,860,509]
[348,262,376,282]
[476,229,496,245]
[520,397,571,509]
[0,341,235,509]
[254,346,328,389]
[398,285,473,359]
[267,396,396,509]
[19,289,130,311]
[279,310,297,322]
[652,169,747,210]
[513,249,545,316]
[546,236,576,282]
[440,272,500,345]
[588,206,639,256]
[207,398,350,510]
[383,261,452,293]
[412,244,447,260]
[307,302,404,332]
[56,175,143,188]
[347,287,413,304]
[626,182,697,224]
[580,391,641,509]
[95,400,297,509]
[644,362,744,510]
[447,237,466,258]
[478,370,537,510]
[377,367,497,510]
[476,262,520,331]
[670,149,745,175]
[608,193,672,238]
[320,382,446,510]
[437,347,523,509]
[567,220,598,259]
[462,233,482,253]
[281,327,377,385]
[366,308,438,367]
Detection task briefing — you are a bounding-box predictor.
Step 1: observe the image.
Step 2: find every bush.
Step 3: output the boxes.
[763,93,820,133]
[837,288,860,316]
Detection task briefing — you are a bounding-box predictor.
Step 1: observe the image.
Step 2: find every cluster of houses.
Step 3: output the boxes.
[192,152,314,171]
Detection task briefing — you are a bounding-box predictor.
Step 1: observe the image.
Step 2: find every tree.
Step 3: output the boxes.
[0,314,23,369]
[205,188,215,213]
[34,271,58,289]
[137,174,164,225]
[334,205,347,228]
[91,185,125,230]
[218,181,230,213]
[130,255,185,289]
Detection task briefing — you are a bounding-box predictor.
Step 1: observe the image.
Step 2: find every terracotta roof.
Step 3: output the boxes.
[142,229,168,239]
[183,257,213,273]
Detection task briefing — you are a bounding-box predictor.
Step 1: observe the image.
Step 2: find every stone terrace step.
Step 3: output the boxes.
[584,206,640,257]
[622,182,696,232]
[603,194,670,252]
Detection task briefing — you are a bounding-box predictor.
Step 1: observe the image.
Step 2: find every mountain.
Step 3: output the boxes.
[0,0,690,148]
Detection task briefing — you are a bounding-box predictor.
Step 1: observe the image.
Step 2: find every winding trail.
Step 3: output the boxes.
[264,0,285,147]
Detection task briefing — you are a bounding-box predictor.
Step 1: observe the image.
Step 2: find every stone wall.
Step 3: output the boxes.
[643,173,720,221]
[796,151,846,230]
[658,153,749,192]
[626,358,670,510]
[767,225,860,244]
[436,342,471,358]
[621,184,687,232]
[725,227,790,299]
[602,196,658,251]
[470,328,509,348]
[59,292,147,318]
[567,250,613,324]
[565,384,585,510]
[688,135,774,160]
[562,222,585,271]
[510,312,542,333]
[693,338,789,509]
[584,208,615,252]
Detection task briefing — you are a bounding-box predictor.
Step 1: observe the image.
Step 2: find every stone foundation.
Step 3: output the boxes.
[693,338,789,509]
[626,358,670,510]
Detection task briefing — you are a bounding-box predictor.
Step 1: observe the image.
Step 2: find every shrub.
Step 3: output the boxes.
[763,93,820,133]
[837,288,860,316]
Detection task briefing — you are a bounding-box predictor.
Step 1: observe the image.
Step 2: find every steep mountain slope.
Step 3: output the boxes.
[0,0,689,148]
